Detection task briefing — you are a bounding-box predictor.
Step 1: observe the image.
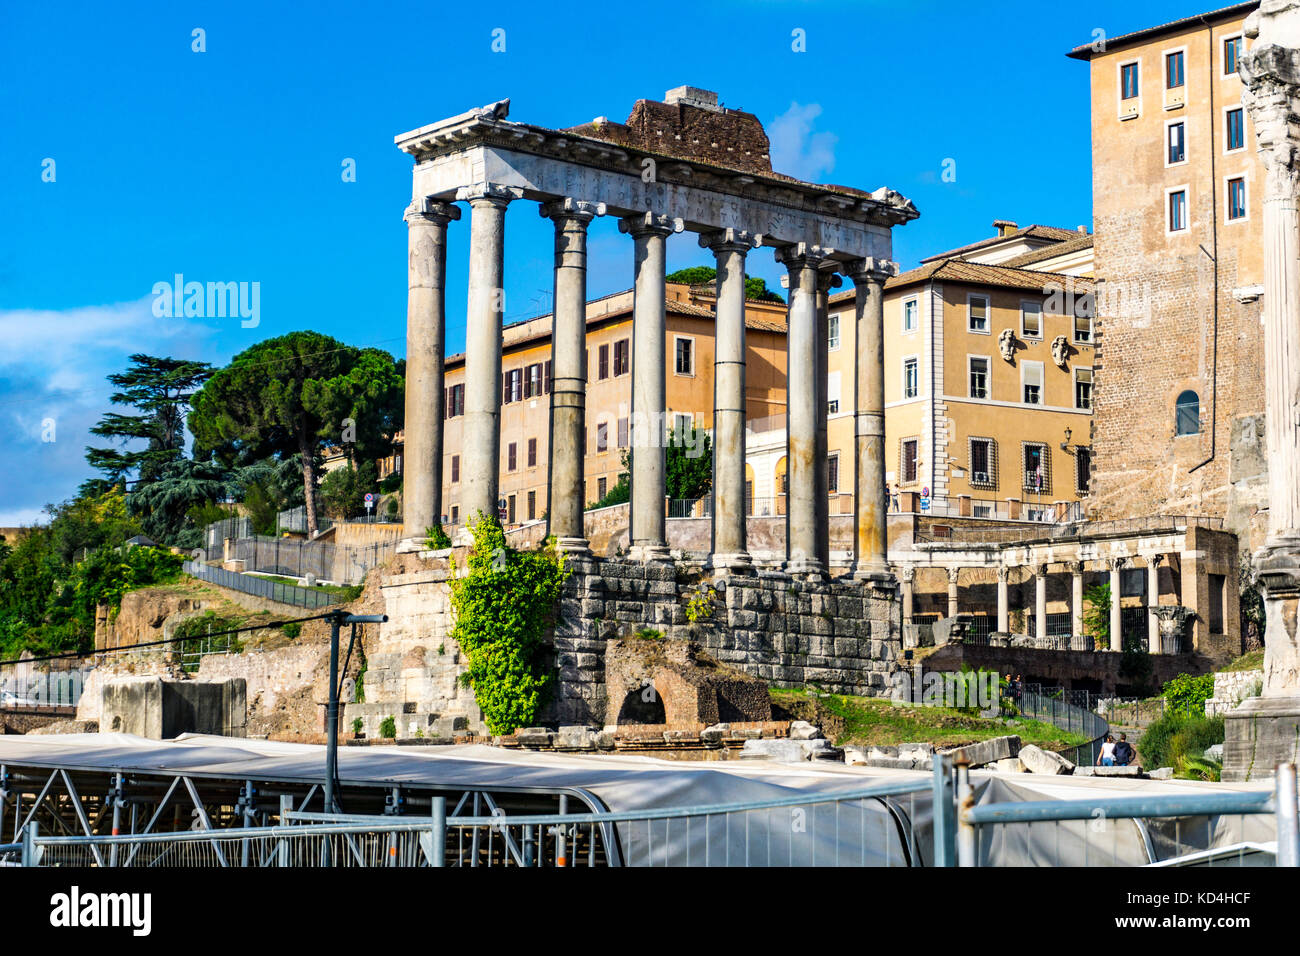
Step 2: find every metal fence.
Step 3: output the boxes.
[233,535,395,585]
[1013,683,1110,766]
[275,506,335,536]
[183,561,342,609]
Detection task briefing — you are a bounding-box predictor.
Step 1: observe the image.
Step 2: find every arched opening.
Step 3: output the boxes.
[616,684,665,725]
[1175,390,1200,436]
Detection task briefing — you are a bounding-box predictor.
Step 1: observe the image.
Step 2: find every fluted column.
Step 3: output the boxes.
[946,566,960,618]
[1068,560,1085,640]
[996,566,1010,632]
[1146,554,1164,654]
[845,258,898,583]
[541,199,604,555]
[900,566,915,626]
[776,244,833,578]
[701,229,761,574]
[1034,564,1048,642]
[456,184,515,540]
[1108,557,1126,652]
[401,198,460,549]
[620,212,682,563]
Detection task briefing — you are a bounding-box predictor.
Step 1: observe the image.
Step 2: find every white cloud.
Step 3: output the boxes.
[768,102,839,183]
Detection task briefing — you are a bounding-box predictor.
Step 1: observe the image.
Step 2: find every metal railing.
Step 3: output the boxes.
[1012,683,1110,766]
[183,561,342,609]
[233,535,394,585]
[956,762,1297,867]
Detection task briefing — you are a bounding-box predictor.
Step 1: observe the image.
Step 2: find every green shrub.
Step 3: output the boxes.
[424,524,452,550]
[448,513,569,735]
[1138,712,1225,779]
[1161,672,1216,719]
[635,628,663,641]
[281,621,302,639]
[378,716,396,739]
[351,717,363,736]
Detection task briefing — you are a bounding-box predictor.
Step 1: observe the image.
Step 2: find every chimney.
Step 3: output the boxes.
[992,219,1019,237]
[1077,225,1089,234]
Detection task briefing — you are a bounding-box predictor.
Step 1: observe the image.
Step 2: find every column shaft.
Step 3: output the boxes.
[997,569,1009,632]
[1109,560,1124,652]
[541,200,602,554]
[1147,556,1162,654]
[458,187,512,537]
[848,261,896,582]
[947,569,960,618]
[1035,566,1047,642]
[401,200,459,547]
[1070,563,1085,639]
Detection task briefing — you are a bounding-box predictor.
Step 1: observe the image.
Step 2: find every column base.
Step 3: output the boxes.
[710,552,755,577]
[1222,694,1300,781]
[452,527,475,548]
[555,536,591,556]
[627,543,672,564]
[396,537,426,554]
[851,562,895,587]
[784,557,827,581]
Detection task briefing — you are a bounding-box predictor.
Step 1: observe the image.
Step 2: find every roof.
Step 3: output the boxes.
[830,258,1096,305]
[1066,2,1258,60]
[920,224,1086,263]
[999,233,1095,269]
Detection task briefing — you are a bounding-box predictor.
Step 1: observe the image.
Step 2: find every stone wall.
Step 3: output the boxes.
[1205,668,1264,718]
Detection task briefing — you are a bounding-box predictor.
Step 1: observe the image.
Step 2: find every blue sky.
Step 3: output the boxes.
[0,0,1211,524]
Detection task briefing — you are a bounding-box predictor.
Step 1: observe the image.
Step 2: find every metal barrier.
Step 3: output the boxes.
[956,762,1297,867]
[1013,684,1110,766]
[15,775,943,868]
[182,562,341,609]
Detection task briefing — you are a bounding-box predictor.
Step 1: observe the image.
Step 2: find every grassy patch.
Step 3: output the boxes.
[1222,648,1264,673]
[771,688,1088,751]
[246,572,363,601]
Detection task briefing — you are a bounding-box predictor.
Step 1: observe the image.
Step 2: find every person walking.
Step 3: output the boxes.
[1097,734,1117,767]
[1113,733,1135,767]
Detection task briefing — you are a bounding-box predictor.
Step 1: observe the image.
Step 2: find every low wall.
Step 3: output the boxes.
[925,643,1215,696]
[1206,669,1264,717]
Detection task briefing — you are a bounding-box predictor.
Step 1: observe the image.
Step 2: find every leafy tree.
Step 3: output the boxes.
[189,333,403,536]
[665,265,784,303]
[1161,672,1216,719]
[85,354,213,488]
[587,450,630,510]
[125,458,235,548]
[1082,582,1110,647]
[448,514,568,735]
[241,479,282,537]
[665,426,712,502]
[44,487,140,563]
[319,461,377,519]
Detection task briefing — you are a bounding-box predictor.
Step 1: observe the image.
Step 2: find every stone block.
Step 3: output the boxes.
[939,735,1020,768]
[739,738,829,763]
[788,719,823,740]
[1018,744,1074,774]
[1148,767,1175,780]
[1074,765,1141,777]
[515,727,553,749]
[994,757,1026,773]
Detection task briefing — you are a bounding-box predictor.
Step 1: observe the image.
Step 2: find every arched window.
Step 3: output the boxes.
[1175,390,1200,436]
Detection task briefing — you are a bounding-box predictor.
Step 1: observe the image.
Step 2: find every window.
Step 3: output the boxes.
[828,313,841,350]
[969,437,997,490]
[1165,50,1184,89]
[675,337,694,375]
[1021,301,1042,338]
[451,455,460,483]
[903,357,919,399]
[901,439,919,484]
[527,490,536,521]
[969,356,990,400]
[903,298,918,332]
[543,360,552,394]
[507,442,517,471]
[827,453,840,495]
[596,422,609,453]
[445,384,464,418]
[507,495,516,524]
[1075,447,1092,494]
[614,339,630,375]
[827,370,841,415]
[1166,121,1186,165]
[525,363,542,398]
[1121,62,1139,99]
[1226,107,1245,151]
[502,369,522,404]
[617,417,628,448]
[968,294,989,333]
[1224,35,1243,76]
[1176,390,1200,435]
[1022,361,1043,406]
[598,344,609,380]
[597,477,607,500]
[1228,177,1247,221]
[1075,367,1094,410]
[1168,189,1188,232]
[451,505,459,524]
[1209,574,1226,632]
[1074,297,1094,343]
[1022,442,1051,495]
[527,437,537,468]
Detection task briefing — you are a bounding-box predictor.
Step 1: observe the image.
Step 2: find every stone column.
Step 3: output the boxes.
[814,269,841,572]
[540,199,604,555]
[1108,557,1126,652]
[776,244,833,578]
[454,184,514,541]
[1146,554,1163,654]
[1068,560,1085,639]
[900,566,915,626]
[701,229,761,574]
[844,259,898,583]
[400,200,460,550]
[996,566,1010,632]
[620,212,682,563]
[946,567,960,618]
[1034,564,1048,643]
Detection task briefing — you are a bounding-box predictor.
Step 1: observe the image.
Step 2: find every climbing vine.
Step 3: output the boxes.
[448,513,569,735]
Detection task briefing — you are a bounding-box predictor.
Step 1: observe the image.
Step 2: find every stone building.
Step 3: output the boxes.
[1068,2,1270,549]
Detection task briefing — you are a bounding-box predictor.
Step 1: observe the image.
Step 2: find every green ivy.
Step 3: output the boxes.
[448,512,569,735]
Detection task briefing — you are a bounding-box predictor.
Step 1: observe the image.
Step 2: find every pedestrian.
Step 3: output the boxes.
[1113,733,1135,767]
[1097,734,1117,767]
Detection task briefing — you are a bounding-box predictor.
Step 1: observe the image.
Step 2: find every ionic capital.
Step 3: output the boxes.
[457,183,521,207]
[618,211,684,239]
[404,198,461,227]
[698,228,763,255]
[843,256,900,285]
[539,198,606,225]
[815,270,843,294]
